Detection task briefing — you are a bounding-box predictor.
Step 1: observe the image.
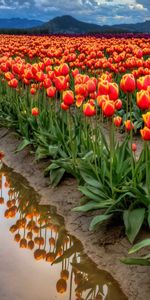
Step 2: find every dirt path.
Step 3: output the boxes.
[0,127,150,300]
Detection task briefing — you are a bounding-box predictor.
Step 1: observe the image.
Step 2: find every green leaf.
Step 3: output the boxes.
[148,206,150,227]
[72,200,113,213]
[50,167,65,187]
[78,186,101,202]
[123,208,145,243]
[89,214,112,231]
[129,238,150,254]
[121,257,150,266]
[15,138,31,152]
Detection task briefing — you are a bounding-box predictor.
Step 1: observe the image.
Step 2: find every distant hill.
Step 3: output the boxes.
[0,18,44,29]
[33,15,150,34]
[0,15,149,34]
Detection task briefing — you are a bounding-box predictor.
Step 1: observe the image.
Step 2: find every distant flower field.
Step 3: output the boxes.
[0,34,150,264]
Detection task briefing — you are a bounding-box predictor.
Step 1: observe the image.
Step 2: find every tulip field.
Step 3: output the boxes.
[0,34,150,265]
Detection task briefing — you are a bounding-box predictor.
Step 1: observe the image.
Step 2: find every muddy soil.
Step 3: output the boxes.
[0,127,150,300]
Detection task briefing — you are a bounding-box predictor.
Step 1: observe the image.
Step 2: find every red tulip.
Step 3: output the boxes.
[140,126,150,140]
[136,90,150,110]
[102,100,115,117]
[32,107,39,116]
[124,120,134,131]
[113,116,122,127]
[83,102,96,117]
[62,90,74,106]
[120,74,136,93]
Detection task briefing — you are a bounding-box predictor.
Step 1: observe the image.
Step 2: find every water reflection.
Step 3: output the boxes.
[0,164,127,300]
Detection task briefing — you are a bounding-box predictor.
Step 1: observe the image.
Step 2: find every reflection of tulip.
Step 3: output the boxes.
[20,238,27,248]
[9,224,18,233]
[4,206,17,218]
[61,270,69,280]
[0,197,4,204]
[27,231,33,240]
[28,240,34,250]
[46,252,55,263]
[49,237,55,247]
[56,279,67,294]
[34,249,46,260]
[14,233,21,242]
[34,237,44,246]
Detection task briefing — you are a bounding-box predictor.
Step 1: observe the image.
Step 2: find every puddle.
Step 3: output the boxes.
[0,164,127,300]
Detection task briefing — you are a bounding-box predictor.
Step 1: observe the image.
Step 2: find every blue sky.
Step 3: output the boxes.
[0,0,149,25]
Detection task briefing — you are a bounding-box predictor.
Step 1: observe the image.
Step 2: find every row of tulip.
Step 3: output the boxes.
[0,35,150,249]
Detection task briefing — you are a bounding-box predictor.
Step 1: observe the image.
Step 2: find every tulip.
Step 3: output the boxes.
[115,99,122,110]
[59,63,69,76]
[142,112,150,128]
[98,80,109,95]
[62,90,74,106]
[113,116,122,127]
[54,76,67,91]
[120,74,136,93]
[61,102,69,110]
[108,82,119,101]
[83,102,96,117]
[8,78,18,88]
[132,143,137,152]
[140,126,150,140]
[102,100,115,117]
[137,90,150,110]
[124,120,134,131]
[46,86,56,98]
[31,107,39,116]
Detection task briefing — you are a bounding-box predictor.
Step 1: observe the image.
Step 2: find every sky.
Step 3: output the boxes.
[0,0,149,25]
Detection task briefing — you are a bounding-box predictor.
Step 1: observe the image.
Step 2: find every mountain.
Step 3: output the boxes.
[33,15,150,34]
[0,18,44,29]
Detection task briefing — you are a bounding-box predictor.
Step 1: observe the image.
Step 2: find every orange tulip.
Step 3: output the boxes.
[31,107,39,116]
[124,120,134,131]
[113,116,122,127]
[140,126,150,140]
[137,90,150,110]
[120,74,136,93]
[62,90,74,106]
[102,100,115,117]
[83,102,96,117]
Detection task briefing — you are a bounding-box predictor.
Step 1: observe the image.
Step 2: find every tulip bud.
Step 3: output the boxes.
[32,107,39,116]
[124,120,134,131]
[113,116,122,127]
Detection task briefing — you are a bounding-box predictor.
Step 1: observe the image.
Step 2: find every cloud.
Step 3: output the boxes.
[0,0,149,24]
